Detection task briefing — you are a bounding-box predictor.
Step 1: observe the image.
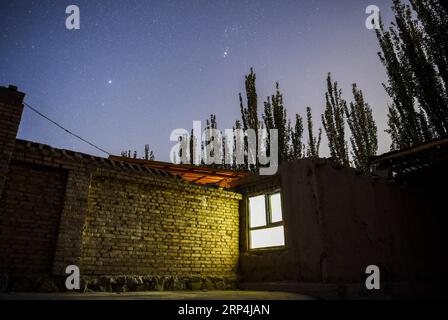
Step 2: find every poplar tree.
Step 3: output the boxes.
[306,107,322,157]
[232,119,245,171]
[143,145,155,160]
[144,144,149,160]
[322,73,349,166]
[239,68,260,172]
[239,68,259,132]
[121,145,155,160]
[291,113,304,159]
[144,144,156,161]
[410,0,448,93]
[262,82,291,164]
[344,84,378,171]
[204,114,220,167]
[234,69,324,168]
[377,0,448,149]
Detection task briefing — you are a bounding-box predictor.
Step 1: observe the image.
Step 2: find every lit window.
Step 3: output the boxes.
[249,195,266,228]
[248,192,285,249]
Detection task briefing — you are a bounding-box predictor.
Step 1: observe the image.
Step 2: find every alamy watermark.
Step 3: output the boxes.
[65,265,80,290]
[170,121,278,175]
[65,5,80,30]
[64,5,379,31]
[365,5,380,30]
[365,265,380,290]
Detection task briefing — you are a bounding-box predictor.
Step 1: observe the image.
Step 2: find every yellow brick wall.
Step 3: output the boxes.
[80,169,241,281]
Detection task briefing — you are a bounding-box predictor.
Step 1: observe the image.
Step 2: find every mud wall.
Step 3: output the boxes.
[239,159,442,284]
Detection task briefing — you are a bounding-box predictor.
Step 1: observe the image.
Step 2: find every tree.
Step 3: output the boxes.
[377,17,426,148]
[232,119,245,171]
[239,68,260,172]
[376,0,448,149]
[306,107,322,157]
[237,69,312,165]
[203,113,221,167]
[291,113,304,159]
[410,0,448,94]
[385,104,403,151]
[239,68,259,132]
[144,144,155,161]
[321,73,349,166]
[262,82,291,164]
[344,84,378,171]
[144,144,150,160]
[121,145,155,160]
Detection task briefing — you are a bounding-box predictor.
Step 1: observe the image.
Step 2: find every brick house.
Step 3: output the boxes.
[0,85,445,298]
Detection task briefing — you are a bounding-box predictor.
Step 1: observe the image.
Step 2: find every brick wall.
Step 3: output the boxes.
[80,170,240,279]
[0,162,67,274]
[0,136,242,291]
[0,86,24,197]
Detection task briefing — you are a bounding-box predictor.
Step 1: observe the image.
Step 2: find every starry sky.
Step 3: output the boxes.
[1,0,396,160]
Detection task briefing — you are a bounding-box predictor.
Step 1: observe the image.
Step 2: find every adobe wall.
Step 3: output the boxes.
[239,159,442,286]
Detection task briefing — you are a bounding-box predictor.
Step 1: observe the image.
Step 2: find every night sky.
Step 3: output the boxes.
[1,0,395,160]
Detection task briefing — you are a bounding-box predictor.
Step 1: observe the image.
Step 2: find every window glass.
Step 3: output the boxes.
[270,193,283,223]
[250,226,285,249]
[248,195,266,228]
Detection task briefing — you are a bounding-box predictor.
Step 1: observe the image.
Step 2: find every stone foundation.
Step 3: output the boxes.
[0,274,237,293]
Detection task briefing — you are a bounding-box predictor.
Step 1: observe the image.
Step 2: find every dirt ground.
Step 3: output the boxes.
[0,290,314,300]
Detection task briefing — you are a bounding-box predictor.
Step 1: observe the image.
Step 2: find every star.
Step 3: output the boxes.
[108,80,112,84]
[223,47,230,58]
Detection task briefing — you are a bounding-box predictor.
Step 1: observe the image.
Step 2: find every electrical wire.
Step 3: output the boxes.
[24,101,111,156]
